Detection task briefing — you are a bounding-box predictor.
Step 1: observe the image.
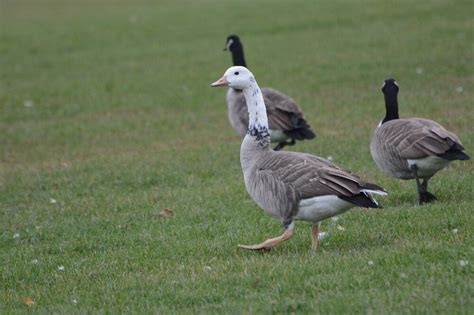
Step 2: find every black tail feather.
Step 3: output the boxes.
[284,127,316,140]
[339,192,383,209]
[438,149,470,161]
[283,115,316,141]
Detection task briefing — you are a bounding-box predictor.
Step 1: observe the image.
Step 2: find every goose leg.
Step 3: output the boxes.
[420,177,437,204]
[411,165,437,204]
[239,222,294,251]
[311,222,321,250]
[273,139,296,151]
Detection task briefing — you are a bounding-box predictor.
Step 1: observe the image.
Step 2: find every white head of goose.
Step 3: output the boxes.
[370,79,470,204]
[212,66,387,251]
[223,35,316,151]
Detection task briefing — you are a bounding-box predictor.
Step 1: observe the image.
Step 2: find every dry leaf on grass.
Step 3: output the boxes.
[24,297,35,307]
[159,208,174,217]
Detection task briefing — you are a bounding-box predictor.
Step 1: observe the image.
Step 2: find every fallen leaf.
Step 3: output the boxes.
[24,297,35,307]
[159,208,173,217]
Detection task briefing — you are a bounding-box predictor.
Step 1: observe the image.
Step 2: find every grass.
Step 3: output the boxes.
[1,0,473,313]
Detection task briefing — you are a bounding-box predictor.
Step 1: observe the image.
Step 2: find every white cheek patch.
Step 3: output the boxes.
[382,81,386,89]
[394,81,399,87]
[226,39,234,50]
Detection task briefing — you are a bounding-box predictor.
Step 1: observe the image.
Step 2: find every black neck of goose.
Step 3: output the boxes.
[231,44,247,67]
[382,94,399,124]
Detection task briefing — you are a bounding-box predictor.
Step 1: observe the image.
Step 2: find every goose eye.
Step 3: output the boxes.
[234,71,239,75]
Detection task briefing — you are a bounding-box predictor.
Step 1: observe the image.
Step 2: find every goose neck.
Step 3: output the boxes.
[242,82,270,148]
[382,94,399,124]
[231,44,247,67]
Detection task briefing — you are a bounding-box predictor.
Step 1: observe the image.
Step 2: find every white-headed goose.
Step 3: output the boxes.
[223,35,315,151]
[371,79,470,204]
[211,66,386,251]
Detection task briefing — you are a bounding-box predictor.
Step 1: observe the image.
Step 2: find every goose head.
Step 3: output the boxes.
[211,66,255,90]
[224,34,241,51]
[382,78,399,95]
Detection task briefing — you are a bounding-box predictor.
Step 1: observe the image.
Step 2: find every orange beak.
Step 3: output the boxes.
[211,76,229,87]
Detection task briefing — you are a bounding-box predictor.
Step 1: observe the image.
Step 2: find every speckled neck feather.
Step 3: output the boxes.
[242,79,270,148]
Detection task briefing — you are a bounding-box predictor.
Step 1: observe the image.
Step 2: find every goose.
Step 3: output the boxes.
[370,79,470,204]
[223,35,316,151]
[211,66,387,251]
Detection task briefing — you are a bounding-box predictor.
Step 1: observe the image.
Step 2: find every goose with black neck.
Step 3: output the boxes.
[370,79,470,204]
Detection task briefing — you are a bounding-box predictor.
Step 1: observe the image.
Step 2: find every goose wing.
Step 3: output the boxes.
[261,88,315,139]
[385,119,465,159]
[257,152,383,200]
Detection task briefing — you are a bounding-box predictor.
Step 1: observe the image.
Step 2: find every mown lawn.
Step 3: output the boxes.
[1,0,472,313]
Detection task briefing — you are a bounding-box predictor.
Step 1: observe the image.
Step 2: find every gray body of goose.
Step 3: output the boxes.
[212,66,386,251]
[224,35,315,151]
[370,79,470,204]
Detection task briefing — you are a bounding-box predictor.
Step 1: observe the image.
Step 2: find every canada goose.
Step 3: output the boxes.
[223,35,315,151]
[211,66,386,251]
[370,79,470,204]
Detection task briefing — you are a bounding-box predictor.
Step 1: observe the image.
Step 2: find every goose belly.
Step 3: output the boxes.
[269,129,289,143]
[407,156,450,177]
[295,195,354,222]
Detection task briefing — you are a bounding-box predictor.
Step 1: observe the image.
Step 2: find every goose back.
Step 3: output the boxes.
[371,118,465,179]
[241,144,382,222]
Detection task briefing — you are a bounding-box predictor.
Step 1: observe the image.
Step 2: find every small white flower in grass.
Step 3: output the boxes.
[327,156,333,162]
[459,260,468,267]
[203,266,212,273]
[336,224,345,232]
[368,260,374,266]
[50,198,57,204]
[13,233,20,239]
[331,216,339,222]
[72,299,78,304]
[318,232,328,240]
[415,67,424,75]
[455,86,463,93]
[24,100,34,108]
[32,259,39,264]
[399,272,407,279]
[58,265,65,271]
[452,228,459,235]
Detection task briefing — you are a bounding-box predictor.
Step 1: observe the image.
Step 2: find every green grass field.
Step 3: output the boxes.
[1,0,473,313]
